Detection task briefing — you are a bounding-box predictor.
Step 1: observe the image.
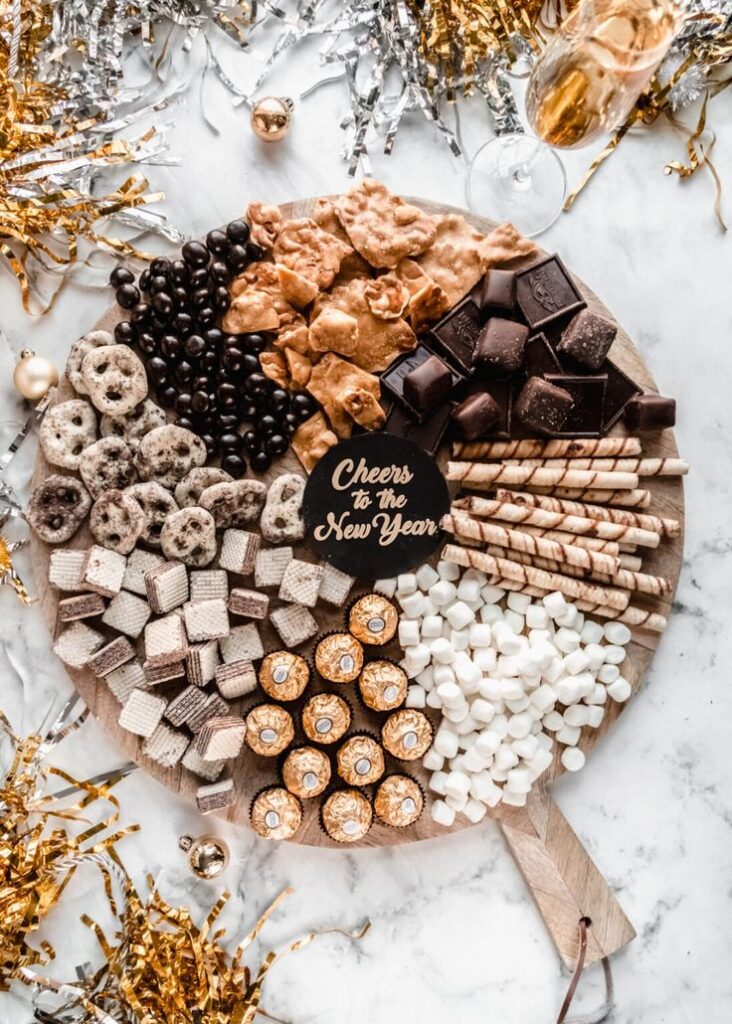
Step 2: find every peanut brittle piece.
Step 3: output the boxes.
[276,264,320,309]
[260,350,290,388]
[221,290,279,333]
[283,347,312,388]
[307,352,382,438]
[316,278,416,373]
[334,180,437,269]
[273,218,352,290]
[292,411,338,473]
[364,272,409,320]
[246,201,282,250]
[308,307,359,357]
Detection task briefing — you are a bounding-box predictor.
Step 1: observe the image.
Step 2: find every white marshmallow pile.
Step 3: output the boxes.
[375,561,633,828]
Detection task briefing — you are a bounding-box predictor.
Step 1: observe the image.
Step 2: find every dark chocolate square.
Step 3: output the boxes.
[521,333,563,381]
[381,344,463,421]
[623,394,676,431]
[600,359,642,431]
[474,317,529,375]
[451,392,502,440]
[430,297,482,372]
[515,255,586,330]
[514,377,574,435]
[383,401,452,456]
[480,269,516,313]
[463,378,512,439]
[403,354,454,415]
[545,374,607,438]
[557,309,617,370]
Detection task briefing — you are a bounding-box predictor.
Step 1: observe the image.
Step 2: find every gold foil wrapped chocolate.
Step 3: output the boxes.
[321,789,373,844]
[358,660,408,712]
[315,633,364,683]
[250,787,303,840]
[245,704,295,756]
[381,709,433,761]
[282,746,332,798]
[259,651,311,702]
[374,775,424,827]
[348,594,398,645]
[336,735,385,787]
[302,693,352,745]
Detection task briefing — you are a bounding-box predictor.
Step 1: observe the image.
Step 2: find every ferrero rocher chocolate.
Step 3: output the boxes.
[336,735,385,787]
[259,651,310,702]
[301,693,351,745]
[321,789,373,844]
[244,704,295,756]
[314,633,364,684]
[381,709,433,761]
[358,660,407,712]
[282,746,331,798]
[250,787,302,841]
[348,593,398,645]
[374,775,424,827]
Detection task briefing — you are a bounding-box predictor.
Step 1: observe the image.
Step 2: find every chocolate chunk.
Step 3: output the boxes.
[463,378,512,439]
[514,377,574,435]
[600,359,642,431]
[451,393,501,440]
[545,374,607,437]
[381,344,463,419]
[480,269,516,313]
[522,333,563,380]
[383,402,451,456]
[474,317,529,374]
[624,394,676,431]
[430,296,482,372]
[403,354,454,414]
[515,255,586,330]
[557,309,617,370]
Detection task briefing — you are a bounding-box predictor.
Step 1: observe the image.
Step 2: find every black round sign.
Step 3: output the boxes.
[301,432,450,578]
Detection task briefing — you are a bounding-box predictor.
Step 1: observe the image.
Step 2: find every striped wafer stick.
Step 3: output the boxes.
[447,461,640,492]
[526,486,652,508]
[443,543,630,610]
[452,437,642,460]
[495,520,622,556]
[485,576,667,633]
[491,488,680,537]
[499,457,688,476]
[618,554,642,571]
[443,513,620,574]
[453,494,661,547]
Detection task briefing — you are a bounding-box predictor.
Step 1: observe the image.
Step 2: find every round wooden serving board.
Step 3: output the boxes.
[30,197,683,895]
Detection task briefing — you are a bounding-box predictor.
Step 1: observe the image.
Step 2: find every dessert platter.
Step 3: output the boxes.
[28,182,685,963]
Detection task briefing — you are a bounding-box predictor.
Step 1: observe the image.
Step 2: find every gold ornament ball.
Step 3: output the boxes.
[251,96,293,142]
[13,349,59,402]
[179,833,230,880]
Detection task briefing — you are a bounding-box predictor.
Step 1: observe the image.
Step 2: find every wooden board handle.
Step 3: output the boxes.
[496,787,636,968]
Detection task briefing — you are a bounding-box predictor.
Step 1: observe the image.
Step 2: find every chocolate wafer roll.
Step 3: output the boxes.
[526,486,651,508]
[447,461,640,492]
[500,521,622,555]
[500,456,688,477]
[452,437,643,460]
[489,488,680,537]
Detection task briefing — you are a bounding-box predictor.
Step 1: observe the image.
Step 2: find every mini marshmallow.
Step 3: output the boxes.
[604,621,632,646]
[494,744,519,770]
[580,619,605,645]
[585,682,608,705]
[492,622,524,655]
[561,747,586,772]
[603,644,627,665]
[542,658,564,684]
[406,684,427,709]
[490,767,509,782]
[433,664,456,686]
[556,724,581,746]
[415,563,440,590]
[470,773,503,807]
[429,770,449,795]
[598,663,620,685]
[398,619,420,647]
[423,750,444,774]
[586,705,605,728]
[607,676,632,702]
[503,609,525,634]
[530,684,556,713]
[374,577,397,597]
[463,747,489,773]
[480,584,505,605]
[431,800,456,827]
[584,643,606,670]
[499,678,524,701]
[444,771,471,800]
[473,648,497,673]
[554,604,579,629]
[511,734,539,760]
[416,666,435,690]
[563,704,591,727]
[471,699,496,724]
[455,713,478,736]
[463,798,488,823]
[397,573,417,596]
[430,637,456,664]
[422,597,439,617]
[422,615,443,639]
[526,604,550,630]
[543,591,567,618]
[475,730,501,758]
[501,789,527,807]
[434,728,459,759]
[507,712,532,739]
[446,600,474,631]
[554,677,584,705]
[454,655,481,689]
[506,591,532,615]
[555,627,581,653]
[526,748,554,779]
[443,703,469,724]
[400,591,427,618]
[543,710,564,731]
[497,654,521,678]
[456,577,481,603]
[429,580,457,607]
[563,648,590,675]
[506,767,531,794]
[437,559,460,581]
[487,714,509,738]
[450,629,470,652]
[445,791,469,812]
[505,696,531,714]
[426,690,443,709]
[468,623,492,648]
[480,604,504,625]
[437,681,465,710]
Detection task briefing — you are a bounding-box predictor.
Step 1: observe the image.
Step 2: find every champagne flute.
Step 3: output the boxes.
[466,0,678,236]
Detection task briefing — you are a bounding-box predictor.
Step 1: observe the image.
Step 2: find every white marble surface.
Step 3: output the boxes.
[1,40,731,1023]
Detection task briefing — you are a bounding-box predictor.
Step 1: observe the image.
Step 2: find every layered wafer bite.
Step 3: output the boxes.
[278,559,323,608]
[118,688,167,737]
[348,593,398,645]
[145,561,189,613]
[215,660,257,699]
[195,716,246,761]
[315,633,364,683]
[270,604,318,648]
[250,787,302,841]
[190,568,229,602]
[142,723,189,768]
[144,614,189,667]
[144,659,185,685]
[220,622,263,663]
[102,590,151,638]
[182,745,225,782]
[301,693,351,745]
[186,692,230,734]
[122,549,164,596]
[281,746,331,798]
[58,593,106,622]
[244,704,295,756]
[318,563,355,606]
[228,588,269,620]
[196,778,235,813]
[105,659,147,703]
[336,735,385,786]
[381,709,433,760]
[219,529,260,575]
[254,546,293,588]
[186,640,220,686]
[53,622,105,668]
[374,775,423,827]
[258,651,310,702]
[88,636,136,677]
[321,789,373,844]
[183,598,230,642]
[164,686,210,728]
[49,549,86,591]
[80,545,127,597]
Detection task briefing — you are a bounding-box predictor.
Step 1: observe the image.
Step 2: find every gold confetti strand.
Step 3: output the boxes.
[665,94,727,232]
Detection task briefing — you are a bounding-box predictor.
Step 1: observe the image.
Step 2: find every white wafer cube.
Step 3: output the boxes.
[184,599,229,642]
[102,590,151,639]
[53,622,105,669]
[49,549,86,591]
[253,547,293,589]
[219,529,259,575]
[105,660,147,703]
[269,605,317,649]
[144,614,188,667]
[415,564,440,590]
[190,569,229,602]
[81,546,126,597]
[145,561,188,614]
[118,688,166,737]
[317,563,354,605]
[142,723,188,767]
[122,549,164,595]
[278,559,323,607]
[182,745,225,782]
[220,622,264,663]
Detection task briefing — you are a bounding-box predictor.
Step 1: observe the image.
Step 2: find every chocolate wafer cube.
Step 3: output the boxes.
[219,623,263,664]
[184,598,230,642]
[194,716,246,761]
[215,660,257,700]
[118,688,167,737]
[254,547,293,588]
[278,559,323,608]
[144,660,185,685]
[219,529,259,575]
[187,692,231,734]
[102,590,151,638]
[186,640,220,686]
[88,636,136,678]
[142,723,189,768]
[144,614,189,667]
[49,549,86,591]
[123,549,164,596]
[145,561,189,614]
[80,545,126,597]
[196,778,235,813]
[58,593,106,622]
[53,622,105,669]
[165,685,210,728]
[228,588,269,620]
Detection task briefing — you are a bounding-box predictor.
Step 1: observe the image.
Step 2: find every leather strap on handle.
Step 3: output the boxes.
[556,918,615,1024]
